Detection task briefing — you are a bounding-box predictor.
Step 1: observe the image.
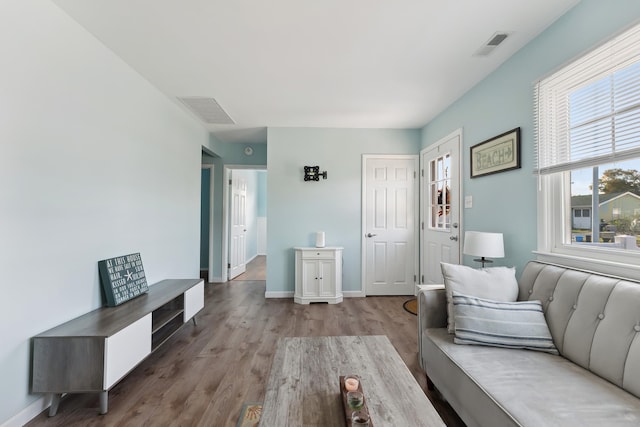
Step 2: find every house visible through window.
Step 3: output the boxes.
[536,22,640,261]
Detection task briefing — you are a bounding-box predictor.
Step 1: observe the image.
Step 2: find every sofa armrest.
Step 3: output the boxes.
[417,285,447,371]
[418,285,447,330]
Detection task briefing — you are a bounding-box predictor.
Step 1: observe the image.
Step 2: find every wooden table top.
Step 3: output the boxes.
[34,279,202,337]
[259,335,445,427]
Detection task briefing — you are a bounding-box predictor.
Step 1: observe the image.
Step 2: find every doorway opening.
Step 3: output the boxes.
[222,165,267,282]
[200,149,216,283]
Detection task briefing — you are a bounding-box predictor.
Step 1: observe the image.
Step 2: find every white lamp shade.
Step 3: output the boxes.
[463,231,504,258]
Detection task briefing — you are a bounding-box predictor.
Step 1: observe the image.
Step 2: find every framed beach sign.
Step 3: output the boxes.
[470,127,521,178]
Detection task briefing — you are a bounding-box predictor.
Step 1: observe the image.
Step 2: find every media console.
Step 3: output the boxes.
[31,278,204,416]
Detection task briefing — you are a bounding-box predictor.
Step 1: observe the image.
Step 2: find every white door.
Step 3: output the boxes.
[363,155,418,296]
[421,130,461,285]
[228,175,247,279]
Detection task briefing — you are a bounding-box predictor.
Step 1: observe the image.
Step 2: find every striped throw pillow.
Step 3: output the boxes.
[452,292,559,355]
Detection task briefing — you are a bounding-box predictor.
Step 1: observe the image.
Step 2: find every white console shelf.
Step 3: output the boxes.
[31,279,204,416]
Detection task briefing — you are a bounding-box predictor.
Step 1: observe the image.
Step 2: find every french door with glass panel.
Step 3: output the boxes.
[421,130,461,285]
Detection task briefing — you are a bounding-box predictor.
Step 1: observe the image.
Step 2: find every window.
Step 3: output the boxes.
[429,153,451,230]
[535,23,640,270]
[572,209,590,219]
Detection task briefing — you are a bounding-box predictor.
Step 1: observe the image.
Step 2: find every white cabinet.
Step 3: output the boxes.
[294,247,343,304]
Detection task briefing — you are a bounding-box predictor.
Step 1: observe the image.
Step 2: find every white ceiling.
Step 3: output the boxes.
[51,0,580,144]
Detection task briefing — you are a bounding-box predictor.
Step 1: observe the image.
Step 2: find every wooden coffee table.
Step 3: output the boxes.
[260,335,445,426]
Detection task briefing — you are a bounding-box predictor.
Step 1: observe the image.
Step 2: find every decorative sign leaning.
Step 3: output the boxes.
[98,253,148,306]
[470,127,521,178]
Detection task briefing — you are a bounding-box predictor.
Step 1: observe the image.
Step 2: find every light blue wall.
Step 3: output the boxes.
[421,0,640,277]
[267,128,420,293]
[257,171,268,217]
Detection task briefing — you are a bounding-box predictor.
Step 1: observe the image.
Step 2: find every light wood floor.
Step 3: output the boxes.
[26,280,465,427]
[231,255,266,281]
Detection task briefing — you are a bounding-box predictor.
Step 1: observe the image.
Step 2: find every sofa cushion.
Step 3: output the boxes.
[518,262,640,399]
[441,262,518,333]
[423,328,640,427]
[452,292,558,355]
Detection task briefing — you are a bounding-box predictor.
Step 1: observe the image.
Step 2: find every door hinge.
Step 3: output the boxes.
[421,222,424,230]
[421,274,425,283]
[421,169,424,177]
[414,275,417,283]
[227,263,231,268]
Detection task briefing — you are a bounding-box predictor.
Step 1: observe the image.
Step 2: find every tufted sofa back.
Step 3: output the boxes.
[519,261,640,398]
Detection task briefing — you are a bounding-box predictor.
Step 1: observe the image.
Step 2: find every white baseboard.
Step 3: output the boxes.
[343,290,366,298]
[264,291,365,299]
[1,395,51,427]
[210,276,225,283]
[264,291,294,298]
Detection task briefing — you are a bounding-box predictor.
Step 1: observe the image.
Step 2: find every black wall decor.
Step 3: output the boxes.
[98,252,149,306]
[304,166,327,181]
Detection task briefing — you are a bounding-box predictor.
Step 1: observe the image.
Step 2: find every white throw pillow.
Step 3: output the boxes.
[452,292,559,355]
[440,262,518,333]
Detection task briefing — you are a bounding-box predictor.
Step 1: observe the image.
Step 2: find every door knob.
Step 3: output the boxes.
[366,233,377,238]
[452,223,459,229]
[450,236,458,241]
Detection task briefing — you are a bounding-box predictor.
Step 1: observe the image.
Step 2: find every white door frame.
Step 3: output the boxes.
[419,129,463,288]
[222,164,267,282]
[202,164,215,283]
[361,154,419,296]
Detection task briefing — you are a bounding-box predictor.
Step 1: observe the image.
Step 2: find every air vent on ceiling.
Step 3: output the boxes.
[474,32,511,57]
[178,97,235,124]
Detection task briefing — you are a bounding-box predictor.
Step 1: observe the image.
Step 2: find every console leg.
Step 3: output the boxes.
[99,391,108,414]
[192,316,197,326]
[48,393,61,417]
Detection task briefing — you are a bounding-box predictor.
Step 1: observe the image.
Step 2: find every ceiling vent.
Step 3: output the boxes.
[178,97,235,124]
[474,32,510,57]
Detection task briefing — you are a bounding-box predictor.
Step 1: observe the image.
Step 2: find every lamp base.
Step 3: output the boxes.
[473,257,493,268]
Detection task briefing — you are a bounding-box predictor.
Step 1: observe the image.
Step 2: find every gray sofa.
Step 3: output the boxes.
[418,261,640,427]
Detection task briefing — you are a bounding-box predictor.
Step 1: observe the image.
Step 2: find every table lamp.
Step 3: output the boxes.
[463,231,504,267]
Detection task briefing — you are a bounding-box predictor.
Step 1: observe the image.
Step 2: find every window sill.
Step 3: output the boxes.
[533,250,640,282]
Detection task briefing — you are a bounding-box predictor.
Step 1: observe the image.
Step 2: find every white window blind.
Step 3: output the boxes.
[534,23,640,175]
